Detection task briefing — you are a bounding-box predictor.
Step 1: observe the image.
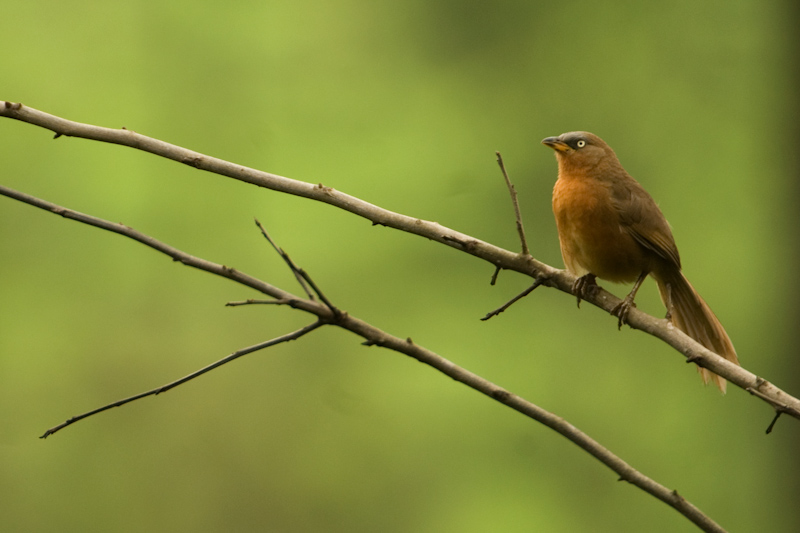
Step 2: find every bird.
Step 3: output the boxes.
[541,131,739,392]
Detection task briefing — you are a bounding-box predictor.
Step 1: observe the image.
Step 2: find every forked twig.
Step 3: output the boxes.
[484,152,544,318]
[254,218,340,319]
[35,212,340,438]
[254,218,315,300]
[482,152,542,317]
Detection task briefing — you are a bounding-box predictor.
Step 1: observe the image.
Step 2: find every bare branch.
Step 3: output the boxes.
[1,101,798,424]
[3,185,726,532]
[0,102,529,267]
[327,316,727,533]
[1,103,798,425]
[0,183,332,320]
[39,321,323,438]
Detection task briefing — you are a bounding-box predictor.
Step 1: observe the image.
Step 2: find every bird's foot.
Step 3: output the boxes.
[572,274,598,308]
[611,296,636,330]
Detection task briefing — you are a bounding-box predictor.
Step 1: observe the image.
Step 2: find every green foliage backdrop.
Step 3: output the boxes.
[1,1,797,531]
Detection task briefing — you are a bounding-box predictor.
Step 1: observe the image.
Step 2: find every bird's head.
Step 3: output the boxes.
[541,131,617,172]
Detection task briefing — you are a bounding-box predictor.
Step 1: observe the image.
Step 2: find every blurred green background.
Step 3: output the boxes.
[1,1,798,531]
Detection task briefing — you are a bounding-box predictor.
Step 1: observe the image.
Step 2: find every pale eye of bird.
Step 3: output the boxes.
[576,140,586,148]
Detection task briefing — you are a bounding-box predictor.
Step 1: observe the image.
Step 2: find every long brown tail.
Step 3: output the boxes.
[654,269,739,393]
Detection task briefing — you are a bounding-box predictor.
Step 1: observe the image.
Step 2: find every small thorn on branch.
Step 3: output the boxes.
[671,489,686,504]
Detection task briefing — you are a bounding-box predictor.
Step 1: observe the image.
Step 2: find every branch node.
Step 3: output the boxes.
[441,234,477,251]
[226,298,287,307]
[491,389,511,402]
[181,156,203,168]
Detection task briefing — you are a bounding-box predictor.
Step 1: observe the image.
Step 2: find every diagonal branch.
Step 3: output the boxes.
[2,184,725,532]
[40,322,323,438]
[1,101,798,425]
[0,183,332,320]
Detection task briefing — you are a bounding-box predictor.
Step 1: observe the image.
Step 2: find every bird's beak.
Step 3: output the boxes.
[541,137,571,152]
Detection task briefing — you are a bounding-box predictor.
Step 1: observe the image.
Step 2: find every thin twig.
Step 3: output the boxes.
[481,278,545,321]
[254,218,315,300]
[496,151,529,256]
[765,412,782,434]
[489,265,502,286]
[40,321,323,438]
[254,218,340,319]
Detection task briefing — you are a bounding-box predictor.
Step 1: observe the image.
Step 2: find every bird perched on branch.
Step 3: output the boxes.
[542,131,739,392]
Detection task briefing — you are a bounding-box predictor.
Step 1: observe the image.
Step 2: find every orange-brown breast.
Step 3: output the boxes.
[552,174,649,283]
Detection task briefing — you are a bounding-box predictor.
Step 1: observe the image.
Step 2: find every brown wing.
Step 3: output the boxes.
[609,176,682,269]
